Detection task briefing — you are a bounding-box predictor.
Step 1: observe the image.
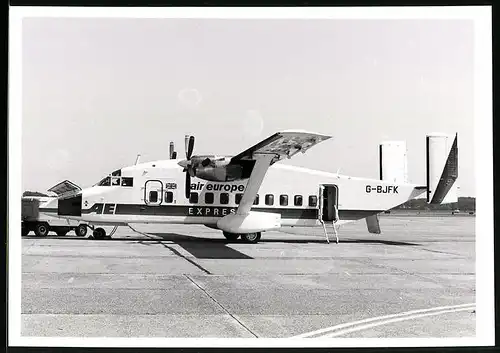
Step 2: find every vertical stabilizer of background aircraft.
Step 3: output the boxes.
[426,133,459,204]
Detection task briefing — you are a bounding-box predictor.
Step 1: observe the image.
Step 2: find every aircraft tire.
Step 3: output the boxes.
[35,223,49,237]
[241,232,261,244]
[75,224,87,237]
[223,232,240,241]
[93,227,106,240]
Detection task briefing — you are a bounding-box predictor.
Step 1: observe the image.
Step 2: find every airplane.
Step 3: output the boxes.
[41,129,459,244]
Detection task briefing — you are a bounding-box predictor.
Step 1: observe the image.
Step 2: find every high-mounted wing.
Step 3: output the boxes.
[234,130,331,215]
[231,129,331,165]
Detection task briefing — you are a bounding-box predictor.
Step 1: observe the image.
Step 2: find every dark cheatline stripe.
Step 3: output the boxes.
[113,204,317,219]
[78,203,382,221]
[338,210,383,220]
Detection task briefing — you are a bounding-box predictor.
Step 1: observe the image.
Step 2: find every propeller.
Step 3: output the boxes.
[181,135,196,198]
[177,135,235,194]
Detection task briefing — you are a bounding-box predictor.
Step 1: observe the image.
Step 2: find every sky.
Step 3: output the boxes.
[22,18,475,196]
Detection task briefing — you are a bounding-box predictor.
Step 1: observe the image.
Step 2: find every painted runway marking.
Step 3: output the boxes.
[291,303,475,338]
[321,307,475,338]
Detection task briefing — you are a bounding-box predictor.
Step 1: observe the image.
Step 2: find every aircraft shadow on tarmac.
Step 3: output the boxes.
[141,233,254,260]
[22,233,420,261]
[123,233,421,261]
[147,232,419,246]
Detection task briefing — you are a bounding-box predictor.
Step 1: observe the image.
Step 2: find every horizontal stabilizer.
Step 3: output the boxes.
[365,214,381,234]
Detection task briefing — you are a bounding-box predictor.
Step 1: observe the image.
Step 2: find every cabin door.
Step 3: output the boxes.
[319,184,339,222]
[144,180,163,206]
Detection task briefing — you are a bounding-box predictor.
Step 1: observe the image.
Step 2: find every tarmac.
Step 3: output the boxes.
[21,214,476,339]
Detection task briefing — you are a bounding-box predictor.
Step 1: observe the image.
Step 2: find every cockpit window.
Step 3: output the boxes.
[97,177,111,186]
[97,172,131,187]
[121,177,133,187]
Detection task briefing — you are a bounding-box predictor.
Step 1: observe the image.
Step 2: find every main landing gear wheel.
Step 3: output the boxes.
[223,232,240,241]
[241,232,261,244]
[75,224,87,237]
[92,227,107,240]
[35,223,49,237]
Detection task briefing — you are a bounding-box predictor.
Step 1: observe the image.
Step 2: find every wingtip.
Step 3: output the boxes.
[281,129,332,139]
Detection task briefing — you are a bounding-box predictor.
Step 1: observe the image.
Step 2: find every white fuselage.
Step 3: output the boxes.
[49,159,426,230]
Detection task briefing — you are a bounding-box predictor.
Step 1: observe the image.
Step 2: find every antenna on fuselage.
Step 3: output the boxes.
[135,154,141,165]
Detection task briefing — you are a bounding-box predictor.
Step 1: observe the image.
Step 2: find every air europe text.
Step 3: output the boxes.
[190,182,245,193]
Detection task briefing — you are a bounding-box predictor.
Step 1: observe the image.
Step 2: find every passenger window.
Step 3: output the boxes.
[294,195,303,206]
[253,194,259,205]
[121,177,133,187]
[220,193,229,205]
[189,192,199,204]
[280,195,288,206]
[111,177,121,186]
[205,192,214,204]
[265,194,274,206]
[235,193,243,204]
[309,195,318,207]
[165,191,173,203]
[149,191,158,203]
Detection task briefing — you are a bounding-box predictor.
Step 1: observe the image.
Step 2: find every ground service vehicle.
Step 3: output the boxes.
[22,180,88,237]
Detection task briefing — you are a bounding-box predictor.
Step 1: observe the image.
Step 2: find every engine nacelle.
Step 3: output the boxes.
[194,160,256,182]
[195,164,244,182]
[216,211,281,233]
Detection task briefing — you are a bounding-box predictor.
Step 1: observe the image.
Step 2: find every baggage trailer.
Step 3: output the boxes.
[21,196,88,237]
[22,180,88,237]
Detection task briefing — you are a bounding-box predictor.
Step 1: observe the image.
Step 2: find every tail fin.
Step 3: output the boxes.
[379,140,408,183]
[426,133,458,204]
[372,140,408,235]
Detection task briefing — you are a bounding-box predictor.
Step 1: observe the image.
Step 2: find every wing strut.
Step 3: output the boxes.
[236,154,275,215]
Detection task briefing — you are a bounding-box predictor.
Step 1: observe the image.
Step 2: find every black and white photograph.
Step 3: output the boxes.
[8,6,494,348]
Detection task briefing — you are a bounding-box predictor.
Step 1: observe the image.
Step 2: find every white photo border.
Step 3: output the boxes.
[8,5,494,348]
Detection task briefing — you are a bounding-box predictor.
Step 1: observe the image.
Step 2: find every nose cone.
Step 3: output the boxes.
[57,192,82,217]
